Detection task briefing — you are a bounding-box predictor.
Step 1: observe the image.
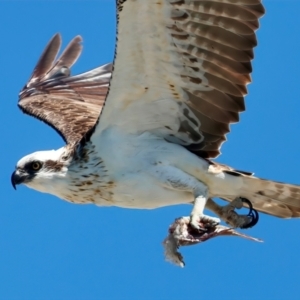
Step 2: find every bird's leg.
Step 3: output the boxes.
[148,165,220,230]
[206,197,259,229]
[190,190,220,231]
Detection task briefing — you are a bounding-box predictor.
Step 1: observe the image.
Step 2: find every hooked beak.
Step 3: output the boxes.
[11,170,26,190]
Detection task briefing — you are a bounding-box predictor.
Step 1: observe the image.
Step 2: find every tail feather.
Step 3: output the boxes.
[240,177,300,218]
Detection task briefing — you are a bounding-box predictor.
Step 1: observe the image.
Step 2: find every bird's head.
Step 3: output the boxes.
[11,148,70,194]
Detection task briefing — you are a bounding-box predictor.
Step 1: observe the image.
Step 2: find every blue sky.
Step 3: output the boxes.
[1,0,300,299]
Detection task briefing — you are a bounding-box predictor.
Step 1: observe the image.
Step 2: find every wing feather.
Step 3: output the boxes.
[94,0,265,158]
[28,34,62,85]
[19,34,111,145]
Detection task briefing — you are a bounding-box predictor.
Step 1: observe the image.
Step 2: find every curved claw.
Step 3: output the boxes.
[239,198,259,229]
[239,197,254,215]
[245,208,259,228]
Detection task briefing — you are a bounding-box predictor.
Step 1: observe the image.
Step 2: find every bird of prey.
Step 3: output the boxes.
[11,0,300,231]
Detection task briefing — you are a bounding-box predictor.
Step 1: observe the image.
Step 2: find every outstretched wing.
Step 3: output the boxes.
[19,34,112,145]
[93,0,264,158]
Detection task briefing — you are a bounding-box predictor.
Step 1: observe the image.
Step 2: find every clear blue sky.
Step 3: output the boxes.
[1,1,300,299]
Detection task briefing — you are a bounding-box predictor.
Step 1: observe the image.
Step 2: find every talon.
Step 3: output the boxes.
[241,207,259,229]
[189,218,206,232]
[239,197,254,215]
[189,215,203,231]
[190,223,208,232]
[238,197,259,228]
[217,197,259,229]
[189,215,220,231]
[200,215,220,227]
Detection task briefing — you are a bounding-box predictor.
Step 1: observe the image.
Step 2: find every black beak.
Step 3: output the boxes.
[11,171,17,190]
[11,170,25,190]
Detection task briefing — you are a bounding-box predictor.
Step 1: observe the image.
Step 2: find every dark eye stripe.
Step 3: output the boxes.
[24,161,43,173]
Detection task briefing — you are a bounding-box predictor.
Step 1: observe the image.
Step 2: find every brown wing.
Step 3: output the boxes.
[94,0,264,158]
[19,33,112,145]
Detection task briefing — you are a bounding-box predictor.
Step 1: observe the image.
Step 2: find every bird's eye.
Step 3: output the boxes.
[31,161,42,171]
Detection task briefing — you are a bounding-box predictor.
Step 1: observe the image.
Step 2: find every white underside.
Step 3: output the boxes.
[83,126,245,209]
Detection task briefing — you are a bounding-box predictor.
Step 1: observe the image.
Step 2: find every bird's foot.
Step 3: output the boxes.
[190,214,220,231]
[219,197,259,229]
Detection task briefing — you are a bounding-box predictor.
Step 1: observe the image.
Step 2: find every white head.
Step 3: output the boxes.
[11,147,70,194]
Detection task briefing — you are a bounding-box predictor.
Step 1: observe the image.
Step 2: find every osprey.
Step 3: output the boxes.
[11,0,300,231]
